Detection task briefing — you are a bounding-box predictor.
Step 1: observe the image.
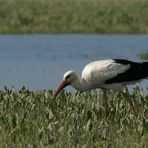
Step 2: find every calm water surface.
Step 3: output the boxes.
[0,35,147,93]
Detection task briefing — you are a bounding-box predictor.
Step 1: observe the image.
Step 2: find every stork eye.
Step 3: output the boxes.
[65,75,70,79]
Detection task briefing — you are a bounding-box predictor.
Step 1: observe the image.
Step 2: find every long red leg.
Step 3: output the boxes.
[103,89,109,120]
[121,91,138,117]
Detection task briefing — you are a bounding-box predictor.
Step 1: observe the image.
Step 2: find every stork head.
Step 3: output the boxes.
[53,70,77,98]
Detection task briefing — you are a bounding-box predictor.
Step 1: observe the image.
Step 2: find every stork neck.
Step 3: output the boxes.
[71,75,87,92]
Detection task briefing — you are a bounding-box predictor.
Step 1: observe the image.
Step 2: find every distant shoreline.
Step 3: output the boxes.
[1,0,148,34]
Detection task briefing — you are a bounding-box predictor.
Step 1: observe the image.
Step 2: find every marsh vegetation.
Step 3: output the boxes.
[0,87,148,147]
[1,0,148,33]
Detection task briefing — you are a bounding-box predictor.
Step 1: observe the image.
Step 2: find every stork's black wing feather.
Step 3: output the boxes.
[105,59,148,84]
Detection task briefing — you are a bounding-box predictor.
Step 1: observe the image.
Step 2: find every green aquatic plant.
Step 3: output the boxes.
[140,52,148,60]
[0,87,148,147]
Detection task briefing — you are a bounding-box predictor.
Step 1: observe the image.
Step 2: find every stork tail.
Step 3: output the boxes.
[142,62,148,78]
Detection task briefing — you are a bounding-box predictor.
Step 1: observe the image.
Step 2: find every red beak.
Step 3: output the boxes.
[53,80,69,99]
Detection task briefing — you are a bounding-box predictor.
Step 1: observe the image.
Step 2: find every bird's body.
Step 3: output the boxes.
[54,59,148,118]
[67,59,148,91]
[81,59,130,91]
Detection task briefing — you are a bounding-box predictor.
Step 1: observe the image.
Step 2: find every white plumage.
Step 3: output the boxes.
[81,59,130,90]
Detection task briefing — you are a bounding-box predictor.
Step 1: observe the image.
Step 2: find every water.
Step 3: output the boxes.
[0,34,147,93]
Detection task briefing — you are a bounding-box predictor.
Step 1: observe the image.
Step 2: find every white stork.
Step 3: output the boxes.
[53,59,148,118]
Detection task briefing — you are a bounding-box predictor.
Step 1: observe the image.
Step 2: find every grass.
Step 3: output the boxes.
[0,86,148,147]
[1,0,148,33]
[140,52,148,60]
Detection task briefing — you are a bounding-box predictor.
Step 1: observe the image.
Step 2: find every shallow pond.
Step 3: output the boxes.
[0,34,147,93]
